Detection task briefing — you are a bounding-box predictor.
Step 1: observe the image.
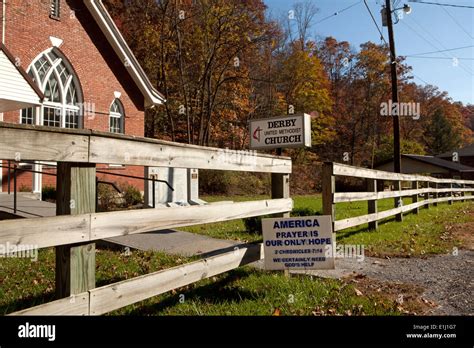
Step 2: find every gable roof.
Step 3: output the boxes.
[437,143,474,158]
[403,154,474,172]
[85,0,165,107]
[0,44,44,113]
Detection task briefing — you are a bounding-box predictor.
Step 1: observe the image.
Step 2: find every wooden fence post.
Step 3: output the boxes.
[394,180,403,222]
[432,182,439,209]
[322,163,335,231]
[449,183,454,205]
[272,171,290,277]
[271,173,290,218]
[367,178,378,230]
[412,181,419,214]
[461,183,466,202]
[55,162,96,299]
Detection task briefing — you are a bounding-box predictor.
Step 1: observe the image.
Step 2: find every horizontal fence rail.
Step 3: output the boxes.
[323,162,474,232]
[9,243,263,315]
[0,122,291,173]
[0,199,292,254]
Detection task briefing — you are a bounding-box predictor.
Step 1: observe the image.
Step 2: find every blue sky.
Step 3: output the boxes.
[264,0,474,105]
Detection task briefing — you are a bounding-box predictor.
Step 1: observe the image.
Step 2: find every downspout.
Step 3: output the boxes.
[2,0,6,44]
[0,1,5,191]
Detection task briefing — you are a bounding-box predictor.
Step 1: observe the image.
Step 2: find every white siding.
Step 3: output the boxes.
[0,51,41,112]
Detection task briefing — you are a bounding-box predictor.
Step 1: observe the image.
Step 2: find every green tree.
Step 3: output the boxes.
[374,136,426,165]
[426,108,462,155]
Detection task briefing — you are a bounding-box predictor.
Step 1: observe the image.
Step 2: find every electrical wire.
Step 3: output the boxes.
[314,1,362,25]
[363,0,388,45]
[406,45,474,56]
[406,16,474,74]
[438,4,474,40]
[400,18,474,75]
[405,56,474,60]
[408,0,474,9]
[411,73,430,84]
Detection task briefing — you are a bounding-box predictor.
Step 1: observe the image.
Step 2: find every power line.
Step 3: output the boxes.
[408,0,474,9]
[363,0,388,45]
[412,73,430,84]
[438,4,474,40]
[314,1,362,25]
[405,55,474,60]
[406,16,474,75]
[406,45,474,56]
[400,17,474,75]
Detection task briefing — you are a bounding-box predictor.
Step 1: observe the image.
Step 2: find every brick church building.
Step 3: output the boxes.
[0,0,165,195]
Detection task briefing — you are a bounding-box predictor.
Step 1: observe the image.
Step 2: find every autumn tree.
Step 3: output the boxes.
[104,1,472,165]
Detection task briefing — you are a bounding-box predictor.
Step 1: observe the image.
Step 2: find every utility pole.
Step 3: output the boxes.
[385,0,402,173]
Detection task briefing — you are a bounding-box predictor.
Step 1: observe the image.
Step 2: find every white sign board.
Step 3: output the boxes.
[262,215,335,270]
[249,114,311,150]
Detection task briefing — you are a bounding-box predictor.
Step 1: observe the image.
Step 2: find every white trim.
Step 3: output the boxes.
[33,163,42,196]
[85,0,165,107]
[109,98,124,133]
[21,48,83,128]
[49,36,63,48]
[114,91,122,99]
[26,47,54,73]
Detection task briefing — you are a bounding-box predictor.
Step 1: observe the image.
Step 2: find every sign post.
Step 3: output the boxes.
[262,215,335,270]
[249,113,311,150]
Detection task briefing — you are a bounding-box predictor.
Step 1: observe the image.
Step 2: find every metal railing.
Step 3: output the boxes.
[0,163,174,213]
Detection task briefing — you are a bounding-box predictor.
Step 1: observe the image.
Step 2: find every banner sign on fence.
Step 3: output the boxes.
[262,215,335,270]
[249,114,312,150]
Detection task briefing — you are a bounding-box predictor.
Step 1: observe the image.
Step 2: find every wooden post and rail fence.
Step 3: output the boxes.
[1,122,473,315]
[322,162,474,232]
[0,122,291,315]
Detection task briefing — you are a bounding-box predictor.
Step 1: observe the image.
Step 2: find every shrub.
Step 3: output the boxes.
[199,170,269,196]
[19,185,30,193]
[97,184,120,212]
[243,215,270,235]
[291,207,320,217]
[121,184,143,207]
[42,186,56,202]
[199,170,236,195]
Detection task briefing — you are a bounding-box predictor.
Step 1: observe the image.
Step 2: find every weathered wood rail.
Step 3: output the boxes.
[322,162,474,232]
[0,122,291,173]
[0,122,292,315]
[9,243,263,316]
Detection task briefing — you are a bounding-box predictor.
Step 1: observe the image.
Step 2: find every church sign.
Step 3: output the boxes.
[249,114,312,150]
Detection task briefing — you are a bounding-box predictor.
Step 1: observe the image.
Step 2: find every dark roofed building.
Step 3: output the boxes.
[437,144,474,168]
[375,154,474,180]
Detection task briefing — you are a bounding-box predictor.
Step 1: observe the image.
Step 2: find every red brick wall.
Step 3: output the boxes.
[1,0,148,193]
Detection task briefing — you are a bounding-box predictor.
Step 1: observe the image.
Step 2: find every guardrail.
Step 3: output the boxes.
[322,162,474,232]
[0,122,292,315]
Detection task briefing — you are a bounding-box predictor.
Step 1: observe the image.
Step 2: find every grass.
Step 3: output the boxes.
[0,247,192,315]
[0,247,419,316]
[1,194,470,316]
[111,267,414,316]
[182,195,474,257]
[337,203,474,257]
[182,195,270,242]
